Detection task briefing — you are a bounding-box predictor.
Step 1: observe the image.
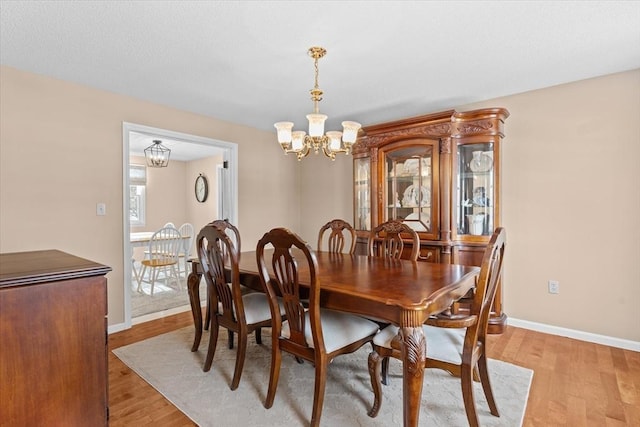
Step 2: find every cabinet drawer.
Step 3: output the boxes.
[419,246,439,263]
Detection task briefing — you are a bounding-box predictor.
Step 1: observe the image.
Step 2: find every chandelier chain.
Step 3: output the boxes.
[310,51,323,113]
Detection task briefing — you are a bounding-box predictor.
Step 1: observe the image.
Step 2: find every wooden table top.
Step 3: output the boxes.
[235,250,479,325]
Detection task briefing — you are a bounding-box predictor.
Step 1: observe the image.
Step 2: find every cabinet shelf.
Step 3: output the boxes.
[460,171,491,178]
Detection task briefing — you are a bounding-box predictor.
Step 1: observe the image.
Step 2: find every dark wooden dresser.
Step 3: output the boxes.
[0,250,111,426]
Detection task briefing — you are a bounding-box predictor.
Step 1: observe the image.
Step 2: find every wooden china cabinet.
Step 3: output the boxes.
[352,108,509,333]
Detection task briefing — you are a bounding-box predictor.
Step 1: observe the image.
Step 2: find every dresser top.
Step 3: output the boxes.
[0,249,111,288]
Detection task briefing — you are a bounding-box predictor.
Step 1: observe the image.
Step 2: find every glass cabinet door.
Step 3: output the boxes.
[456,142,494,237]
[382,145,434,234]
[353,157,371,231]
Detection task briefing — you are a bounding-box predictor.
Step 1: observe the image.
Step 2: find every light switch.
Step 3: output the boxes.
[96,203,106,216]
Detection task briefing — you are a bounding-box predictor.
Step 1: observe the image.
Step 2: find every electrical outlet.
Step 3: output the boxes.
[548,280,560,294]
[96,203,106,216]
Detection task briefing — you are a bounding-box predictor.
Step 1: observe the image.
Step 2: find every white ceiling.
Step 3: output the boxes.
[1,1,639,160]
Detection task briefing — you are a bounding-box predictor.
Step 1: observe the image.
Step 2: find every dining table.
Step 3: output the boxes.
[130,231,192,249]
[130,231,157,248]
[187,251,479,427]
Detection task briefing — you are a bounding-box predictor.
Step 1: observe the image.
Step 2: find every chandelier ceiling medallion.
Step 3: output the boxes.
[274,47,361,161]
[144,139,171,168]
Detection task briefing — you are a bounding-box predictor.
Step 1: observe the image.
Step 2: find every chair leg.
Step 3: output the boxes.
[381,356,390,386]
[264,344,282,409]
[203,322,220,372]
[230,331,248,390]
[136,265,147,292]
[181,256,189,278]
[255,328,262,345]
[368,350,383,418]
[477,354,499,416]
[150,268,158,296]
[204,293,211,331]
[131,259,140,287]
[461,361,480,427]
[171,264,180,288]
[228,330,234,349]
[473,365,481,382]
[310,358,328,427]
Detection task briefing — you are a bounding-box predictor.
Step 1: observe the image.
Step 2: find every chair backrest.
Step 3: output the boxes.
[368,219,420,261]
[164,222,176,229]
[256,228,325,353]
[178,222,195,256]
[471,227,506,341]
[317,219,356,254]
[209,219,241,253]
[196,223,244,323]
[148,226,182,263]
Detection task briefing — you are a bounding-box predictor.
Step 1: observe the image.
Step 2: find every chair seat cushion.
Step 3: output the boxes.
[241,292,277,325]
[282,309,379,353]
[373,324,465,364]
[216,290,285,326]
[141,258,178,267]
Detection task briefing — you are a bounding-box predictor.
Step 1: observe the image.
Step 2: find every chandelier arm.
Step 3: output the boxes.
[296,144,311,161]
[283,145,310,158]
[321,143,337,161]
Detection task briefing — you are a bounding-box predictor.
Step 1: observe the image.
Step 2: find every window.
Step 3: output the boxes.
[129,164,146,227]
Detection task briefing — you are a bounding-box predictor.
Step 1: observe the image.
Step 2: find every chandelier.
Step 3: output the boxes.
[274,47,361,161]
[144,139,171,168]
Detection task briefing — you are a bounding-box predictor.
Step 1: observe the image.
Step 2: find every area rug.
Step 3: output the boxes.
[113,327,533,426]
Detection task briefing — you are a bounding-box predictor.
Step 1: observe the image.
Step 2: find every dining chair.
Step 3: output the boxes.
[317,218,357,254]
[137,226,183,296]
[368,219,420,261]
[139,222,177,282]
[196,222,283,390]
[202,219,242,336]
[177,222,195,277]
[367,227,506,427]
[256,227,379,427]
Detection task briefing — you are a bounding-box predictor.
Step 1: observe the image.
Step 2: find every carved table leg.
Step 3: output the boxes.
[187,268,203,352]
[400,325,426,427]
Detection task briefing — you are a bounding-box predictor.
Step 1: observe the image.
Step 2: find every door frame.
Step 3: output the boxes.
[122,122,238,329]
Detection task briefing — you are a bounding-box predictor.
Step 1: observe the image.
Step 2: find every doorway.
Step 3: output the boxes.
[122,122,238,328]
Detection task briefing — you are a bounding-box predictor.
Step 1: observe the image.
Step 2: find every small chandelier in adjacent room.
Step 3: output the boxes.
[274,46,362,161]
[144,139,171,168]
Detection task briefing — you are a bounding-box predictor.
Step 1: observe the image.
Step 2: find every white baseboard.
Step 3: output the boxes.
[107,322,128,334]
[131,304,193,326]
[508,317,640,352]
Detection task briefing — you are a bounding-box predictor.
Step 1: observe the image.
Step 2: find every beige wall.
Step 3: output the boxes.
[1,65,638,342]
[0,65,298,326]
[186,155,223,252]
[297,153,354,248]
[459,69,640,342]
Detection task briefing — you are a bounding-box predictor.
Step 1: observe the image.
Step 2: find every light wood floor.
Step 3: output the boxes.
[108,311,640,426]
